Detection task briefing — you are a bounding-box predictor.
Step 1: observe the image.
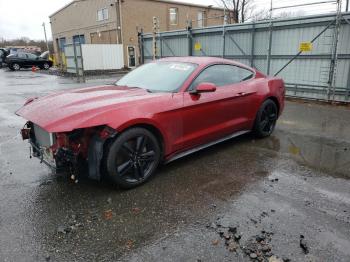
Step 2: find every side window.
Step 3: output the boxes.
[231,66,254,83]
[58,37,66,53]
[190,64,254,90]
[18,53,27,59]
[26,53,37,59]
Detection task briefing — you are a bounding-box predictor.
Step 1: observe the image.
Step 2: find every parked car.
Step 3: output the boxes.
[0,48,10,68]
[5,52,53,71]
[16,57,285,188]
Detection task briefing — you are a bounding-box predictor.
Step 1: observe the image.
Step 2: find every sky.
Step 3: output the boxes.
[0,0,343,41]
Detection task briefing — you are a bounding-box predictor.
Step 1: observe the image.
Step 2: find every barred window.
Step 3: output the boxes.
[97,8,108,21]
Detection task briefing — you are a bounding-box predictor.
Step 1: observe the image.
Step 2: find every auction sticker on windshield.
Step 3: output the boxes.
[169,63,193,71]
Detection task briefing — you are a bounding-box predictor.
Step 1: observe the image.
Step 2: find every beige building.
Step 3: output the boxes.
[50,0,226,67]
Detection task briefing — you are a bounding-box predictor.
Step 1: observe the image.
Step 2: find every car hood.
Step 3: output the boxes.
[16,85,165,132]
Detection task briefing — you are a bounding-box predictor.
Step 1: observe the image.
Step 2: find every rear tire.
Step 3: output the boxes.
[43,62,50,70]
[253,99,278,138]
[105,127,161,189]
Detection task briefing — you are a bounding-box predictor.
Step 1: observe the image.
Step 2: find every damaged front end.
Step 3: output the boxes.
[21,122,116,180]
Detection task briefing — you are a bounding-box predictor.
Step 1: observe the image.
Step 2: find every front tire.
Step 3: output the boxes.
[9,63,20,71]
[253,99,278,138]
[105,128,161,189]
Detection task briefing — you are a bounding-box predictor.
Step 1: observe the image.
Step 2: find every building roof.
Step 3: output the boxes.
[49,0,81,18]
[49,0,224,18]
[144,0,224,10]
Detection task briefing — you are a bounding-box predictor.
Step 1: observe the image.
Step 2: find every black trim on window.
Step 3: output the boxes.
[186,63,255,92]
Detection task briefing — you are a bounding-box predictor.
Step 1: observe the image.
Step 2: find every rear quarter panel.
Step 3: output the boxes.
[267,77,285,116]
[243,76,285,129]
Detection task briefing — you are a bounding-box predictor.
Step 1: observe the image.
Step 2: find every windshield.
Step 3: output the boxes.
[116,62,197,92]
[40,51,49,58]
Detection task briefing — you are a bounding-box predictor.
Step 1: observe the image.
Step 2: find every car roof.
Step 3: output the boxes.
[157,56,253,70]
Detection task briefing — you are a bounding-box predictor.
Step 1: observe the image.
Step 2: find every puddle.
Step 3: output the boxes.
[253,129,350,178]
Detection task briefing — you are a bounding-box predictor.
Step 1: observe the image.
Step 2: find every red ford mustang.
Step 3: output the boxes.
[16,57,285,188]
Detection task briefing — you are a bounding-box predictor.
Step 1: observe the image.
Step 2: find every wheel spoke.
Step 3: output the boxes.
[259,104,277,132]
[122,142,134,155]
[117,160,133,176]
[136,136,147,153]
[260,119,268,130]
[112,131,159,184]
[133,163,144,180]
[266,104,273,115]
[269,114,277,121]
[140,150,155,162]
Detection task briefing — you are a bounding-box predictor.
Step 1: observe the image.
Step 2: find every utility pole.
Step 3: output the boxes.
[266,0,273,75]
[42,22,50,53]
[223,5,227,25]
[328,0,342,101]
[346,0,349,12]
[152,16,159,60]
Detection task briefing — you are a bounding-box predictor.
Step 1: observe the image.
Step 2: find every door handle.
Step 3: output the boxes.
[236,92,247,97]
[236,91,255,97]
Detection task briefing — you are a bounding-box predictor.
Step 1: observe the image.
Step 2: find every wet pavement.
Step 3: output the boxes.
[0,69,349,262]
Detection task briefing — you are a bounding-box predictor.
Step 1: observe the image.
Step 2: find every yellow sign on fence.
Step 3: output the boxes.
[194,42,202,51]
[299,42,312,52]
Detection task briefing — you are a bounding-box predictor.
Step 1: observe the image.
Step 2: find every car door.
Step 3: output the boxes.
[180,64,255,150]
[16,53,27,67]
[25,53,39,67]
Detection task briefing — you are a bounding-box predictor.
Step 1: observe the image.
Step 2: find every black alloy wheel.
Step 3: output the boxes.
[106,127,161,188]
[253,99,278,138]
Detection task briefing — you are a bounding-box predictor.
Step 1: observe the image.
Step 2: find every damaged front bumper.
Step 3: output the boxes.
[21,122,117,181]
[29,140,57,170]
[29,139,78,174]
[22,122,78,173]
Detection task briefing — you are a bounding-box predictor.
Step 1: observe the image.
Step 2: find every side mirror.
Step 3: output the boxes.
[191,82,216,94]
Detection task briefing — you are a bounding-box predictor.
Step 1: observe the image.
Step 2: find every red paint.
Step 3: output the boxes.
[16,57,285,160]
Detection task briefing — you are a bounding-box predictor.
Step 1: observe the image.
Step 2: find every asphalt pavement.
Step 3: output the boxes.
[0,68,349,262]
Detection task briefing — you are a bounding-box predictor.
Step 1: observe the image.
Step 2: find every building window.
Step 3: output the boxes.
[58,37,66,52]
[197,11,205,28]
[73,35,85,44]
[97,8,109,21]
[169,8,178,25]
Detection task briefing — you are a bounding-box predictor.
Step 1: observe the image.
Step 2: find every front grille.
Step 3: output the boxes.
[33,124,55,147]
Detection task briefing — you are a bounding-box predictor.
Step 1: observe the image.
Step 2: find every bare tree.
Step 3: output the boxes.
[0,38,53,53]
[251,9,307,22]
[218,0,255,23]
[218,0,307,23]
